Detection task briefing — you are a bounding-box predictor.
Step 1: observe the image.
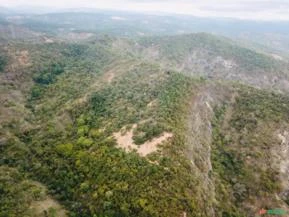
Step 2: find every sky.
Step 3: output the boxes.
[1,0,289,21]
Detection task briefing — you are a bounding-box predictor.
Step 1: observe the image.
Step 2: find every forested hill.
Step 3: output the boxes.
[2,10,289,54]
[133,33,289,92]
[1,23,289,217]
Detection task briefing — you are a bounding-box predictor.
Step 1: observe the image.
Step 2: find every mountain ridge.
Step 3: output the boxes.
[1,15,289,216]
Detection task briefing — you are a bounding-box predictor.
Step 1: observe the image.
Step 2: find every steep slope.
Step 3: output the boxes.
[185,82,289,216]
[1,33,289,217]
[135,33,289,93]
[1,39,205,216]
[0,166,67,217]
[211,86,289,216]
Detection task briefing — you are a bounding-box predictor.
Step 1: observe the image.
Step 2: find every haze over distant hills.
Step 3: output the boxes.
[1,6,289,217]
[1,6,289,54]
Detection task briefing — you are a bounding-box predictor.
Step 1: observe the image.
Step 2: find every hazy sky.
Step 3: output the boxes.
[1,0,289,21]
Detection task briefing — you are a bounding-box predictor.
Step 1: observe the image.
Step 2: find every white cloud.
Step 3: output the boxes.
[1,0,289,21]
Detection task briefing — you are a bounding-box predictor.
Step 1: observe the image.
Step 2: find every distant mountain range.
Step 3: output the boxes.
[1,8,289,217]
[1,7,289,55]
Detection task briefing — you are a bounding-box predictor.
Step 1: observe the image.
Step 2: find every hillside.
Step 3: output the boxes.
[2,10,289,55]
[134,33,289,92]
[1,25,289,217]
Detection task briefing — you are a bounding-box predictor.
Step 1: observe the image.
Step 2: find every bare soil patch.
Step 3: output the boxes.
[106,72,115,83]
[66,32,94,40]
[29,197,67,217]
[43,37,54,43]
[113,124,172,156]
[28,182,67,217]
[18,50,30,66]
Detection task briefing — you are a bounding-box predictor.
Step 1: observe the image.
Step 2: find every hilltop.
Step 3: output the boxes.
[1,11,289,217]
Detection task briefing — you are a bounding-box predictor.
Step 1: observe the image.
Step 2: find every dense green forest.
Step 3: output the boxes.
[0,53,6,72]
[1,40,202,216]
[211,86,289,216]
[1,22,289,217]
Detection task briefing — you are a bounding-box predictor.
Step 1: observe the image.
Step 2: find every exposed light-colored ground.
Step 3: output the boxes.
[114,124,172,156]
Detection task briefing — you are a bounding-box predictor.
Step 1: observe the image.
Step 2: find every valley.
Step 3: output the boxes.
[1,9,289,217]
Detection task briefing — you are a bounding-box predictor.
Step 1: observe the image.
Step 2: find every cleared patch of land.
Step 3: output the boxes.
[113,124,173,156]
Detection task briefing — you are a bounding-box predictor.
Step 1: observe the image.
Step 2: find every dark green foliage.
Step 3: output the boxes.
[211,87,289,215]
[90,91,108,115]
[2,54,201,217]
[133,121,165,145]
[33,62,65,85]
[0,167,45,217]
[211,105,246,215]
[0,54,7,72]
[62,44,89,57]
[30,84,44,100]
[3,33,289,217]
[28,62,65,103]
[231,88,289,129]
[157,72,197,132]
